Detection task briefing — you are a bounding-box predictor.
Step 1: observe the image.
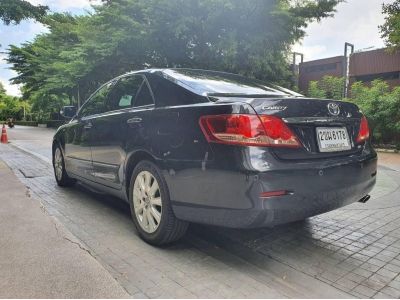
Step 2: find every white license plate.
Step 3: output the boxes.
[316,127,351,152]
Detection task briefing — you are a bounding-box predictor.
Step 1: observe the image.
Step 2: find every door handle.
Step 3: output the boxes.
[83,122,93,129]
[127,117,142,124]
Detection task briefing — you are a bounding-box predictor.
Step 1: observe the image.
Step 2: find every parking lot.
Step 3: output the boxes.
[1,126,400,298]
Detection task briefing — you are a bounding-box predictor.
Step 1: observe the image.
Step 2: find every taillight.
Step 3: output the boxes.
[357,116,370,143]
[199,114,300,147]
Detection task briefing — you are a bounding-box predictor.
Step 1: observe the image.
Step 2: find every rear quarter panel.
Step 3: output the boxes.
[156,101,263,210]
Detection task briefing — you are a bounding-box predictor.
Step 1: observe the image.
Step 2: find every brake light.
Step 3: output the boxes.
[199,114,300,147]
[357,116,370,143]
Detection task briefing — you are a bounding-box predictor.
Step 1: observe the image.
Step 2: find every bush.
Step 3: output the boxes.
[14,121,38,126]
[347,80,400,145]
[308,77,400,146]
[307,76,344,100]
[45,120,66,128]
[1,120,66,128]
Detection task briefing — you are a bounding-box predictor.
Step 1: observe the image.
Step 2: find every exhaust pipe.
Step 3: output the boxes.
[358,195,371,203]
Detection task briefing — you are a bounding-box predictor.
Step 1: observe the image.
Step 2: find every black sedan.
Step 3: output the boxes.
[53,69,377,245]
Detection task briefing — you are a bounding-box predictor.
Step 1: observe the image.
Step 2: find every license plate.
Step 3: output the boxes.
[316,127,351,152]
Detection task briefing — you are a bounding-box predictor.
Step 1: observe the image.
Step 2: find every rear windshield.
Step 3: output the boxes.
[159,69,302,97]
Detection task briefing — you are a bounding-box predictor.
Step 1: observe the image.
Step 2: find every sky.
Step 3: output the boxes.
[0,0,395,96]
[0,0,95,96]
[293,0,394,61]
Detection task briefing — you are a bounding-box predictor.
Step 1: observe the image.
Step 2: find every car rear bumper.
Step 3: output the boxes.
[168,151,377,228]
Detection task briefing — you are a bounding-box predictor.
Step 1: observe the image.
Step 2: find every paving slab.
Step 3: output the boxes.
[196,156,400,298]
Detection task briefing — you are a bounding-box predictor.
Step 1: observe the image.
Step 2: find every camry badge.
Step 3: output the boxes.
[327,103,340,116]
[262,105,287,111]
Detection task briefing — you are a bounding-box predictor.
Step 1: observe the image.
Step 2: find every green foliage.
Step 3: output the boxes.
[0,93,23,120]
[347,80,400,145]
[307,76,400,145]
[380,0,400,51]
[7,0,342,112]
[0,82,31,120]
[30,91,69,121]
[0,82,6,94]
[307,75,344,100]
[0,0,48,25]
[308,81,326,98]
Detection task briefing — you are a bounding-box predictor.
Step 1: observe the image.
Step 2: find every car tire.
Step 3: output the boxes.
[129,160,188,245]
[53,145,76,187]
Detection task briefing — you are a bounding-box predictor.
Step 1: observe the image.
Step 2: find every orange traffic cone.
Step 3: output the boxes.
[1,124,8,143]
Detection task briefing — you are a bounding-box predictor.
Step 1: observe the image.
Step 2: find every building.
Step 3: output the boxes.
[349,48,400,89]
[298,47,400,94]
[298,56,344,93]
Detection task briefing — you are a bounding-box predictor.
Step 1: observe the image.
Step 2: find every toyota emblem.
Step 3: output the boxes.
[327,103,340,116]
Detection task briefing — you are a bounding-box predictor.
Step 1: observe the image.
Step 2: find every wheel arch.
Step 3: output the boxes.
[52,129,66,158]
[52,139,60,150]
[124,150,158,198]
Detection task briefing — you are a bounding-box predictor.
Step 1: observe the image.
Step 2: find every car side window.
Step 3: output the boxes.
[105,75,144,111]
[79,82,114,117]
[134,81,154,107]
[146,73,206,107]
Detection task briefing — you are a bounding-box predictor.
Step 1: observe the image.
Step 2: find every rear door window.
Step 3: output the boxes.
[147,73,206,107]
[133,81,154,107]
[79,82,114,117]
[105,75,144,111]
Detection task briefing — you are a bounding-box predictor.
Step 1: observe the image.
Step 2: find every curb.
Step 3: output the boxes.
[375,148,399,153]
[8,142,52,165]
[375,149,400,154]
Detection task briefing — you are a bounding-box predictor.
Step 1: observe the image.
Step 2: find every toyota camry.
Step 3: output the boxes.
[53,69,377,245]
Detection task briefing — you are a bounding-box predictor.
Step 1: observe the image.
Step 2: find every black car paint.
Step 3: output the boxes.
[53,69,377,228]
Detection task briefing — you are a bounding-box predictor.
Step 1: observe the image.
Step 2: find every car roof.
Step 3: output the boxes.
[115,68,302,97]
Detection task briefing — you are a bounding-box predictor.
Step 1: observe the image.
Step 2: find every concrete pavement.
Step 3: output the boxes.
[379,152,400,172]
[0,158,129,298]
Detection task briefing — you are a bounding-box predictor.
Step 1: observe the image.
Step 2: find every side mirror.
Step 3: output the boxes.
[60,106,77,119]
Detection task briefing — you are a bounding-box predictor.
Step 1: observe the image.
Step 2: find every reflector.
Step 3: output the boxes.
[259,190,288,198]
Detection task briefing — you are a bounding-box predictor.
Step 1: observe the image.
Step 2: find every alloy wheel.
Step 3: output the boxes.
[54,148,63,181]
[133,171,162,233]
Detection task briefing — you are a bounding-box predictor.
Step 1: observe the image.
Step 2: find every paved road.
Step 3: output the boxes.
[5,126,53,163]
[3,125,400,298]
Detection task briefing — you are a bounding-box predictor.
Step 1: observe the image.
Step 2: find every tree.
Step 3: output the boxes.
[0,82,6,95]
[380,0,400,50]
[8,14,88,101]
[0,0,48,25]
[0,82,26,120]
[0,93,23,120]
[7,0,342,110]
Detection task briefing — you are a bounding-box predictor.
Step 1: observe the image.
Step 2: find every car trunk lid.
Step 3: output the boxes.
[214,96,365,160]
